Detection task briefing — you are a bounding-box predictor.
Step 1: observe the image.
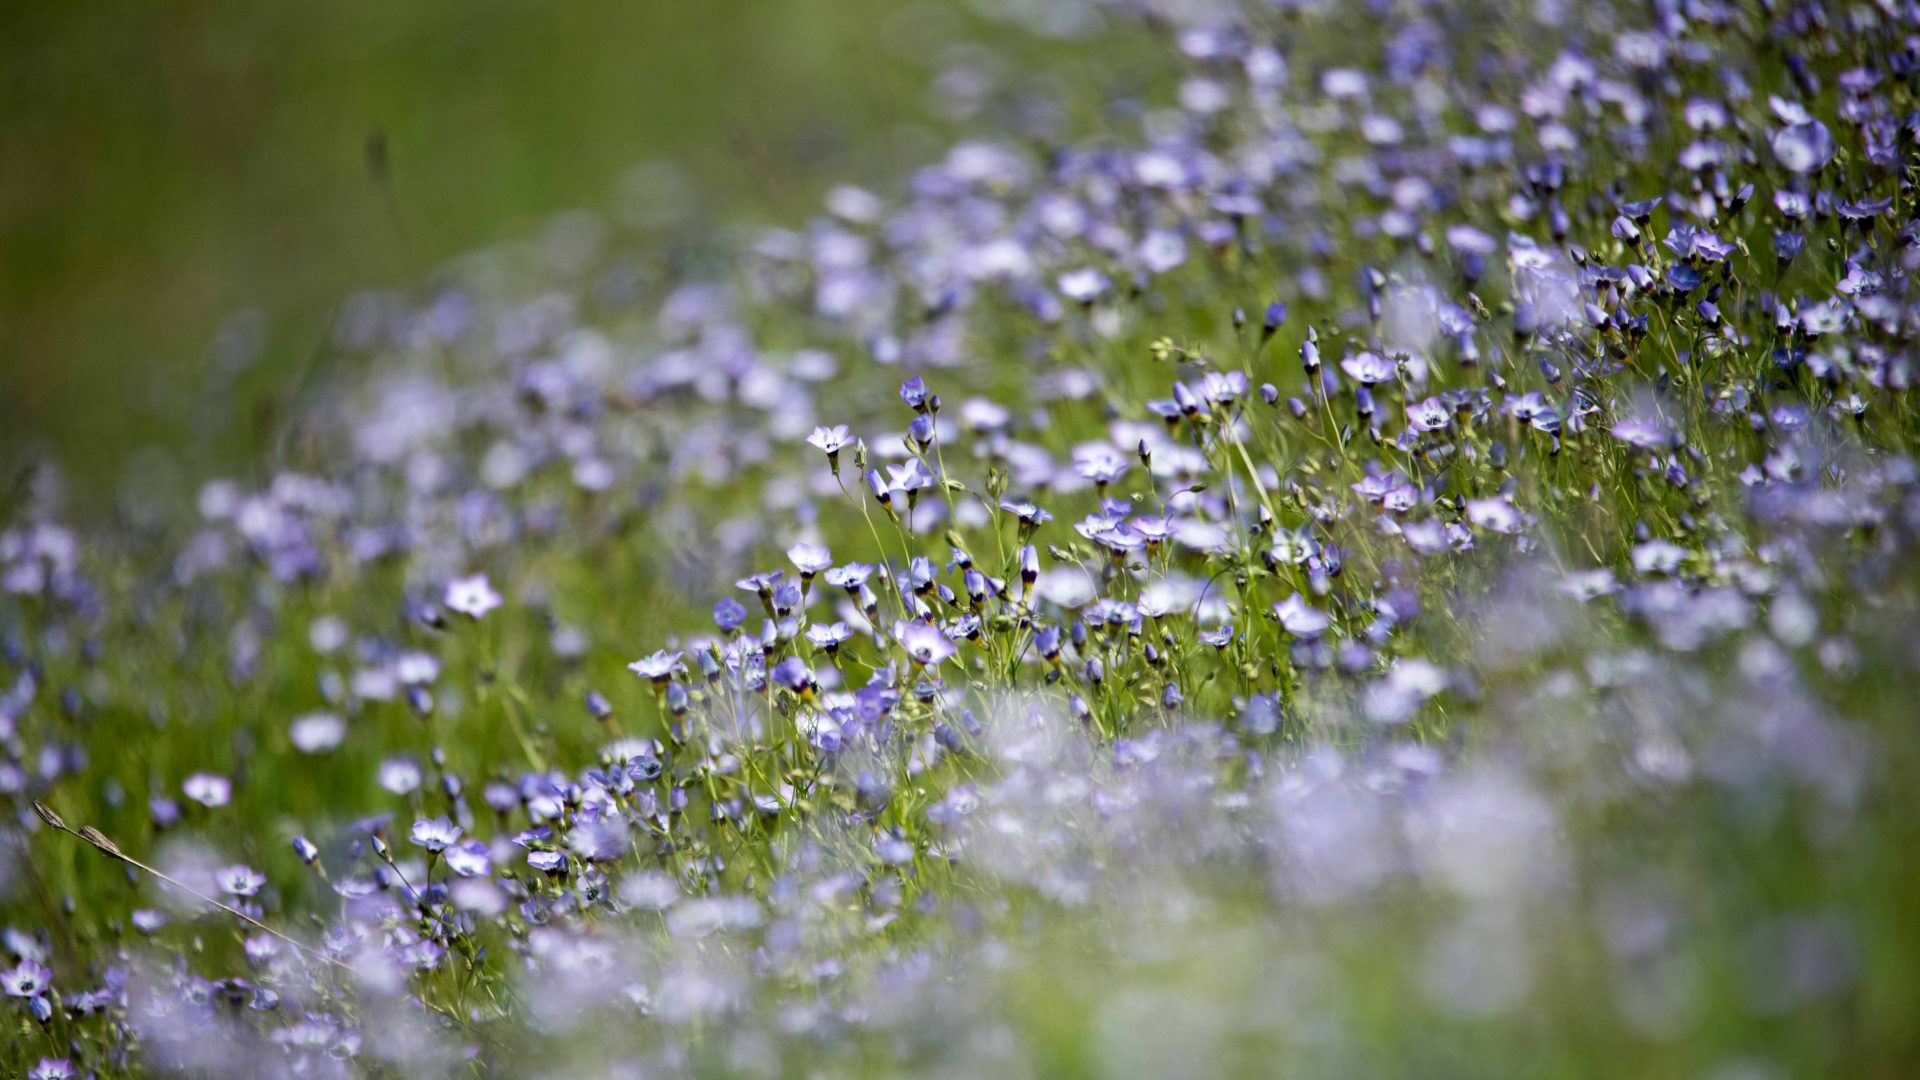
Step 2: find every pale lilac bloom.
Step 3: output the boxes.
[444,839,493,878]
[896,620,959,666]
[1632,540,1688,576]
[806,622,854,650]
[217,864,267,897]
[380,756,423,795]
[410,817,463,853]
[444,573,503,619]
[807,425,853,455]
[289,712,346,754]
[825,563,874,590]
[885,459,937,496]
[1,959,51,998]
[1465,497,1523,534]
[1341,351,1397,384]
[628,650,686,684]
[1772,120,1834,174]
[183,772,232,808]
[1406,397,1451,432]
[1561,569,1619,601]
[787,542,834,576]
[1610,416,1670,449]
[1275,594,1331,637]
[1057,267,1110,303]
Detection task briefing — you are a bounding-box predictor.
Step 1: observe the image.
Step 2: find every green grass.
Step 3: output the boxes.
[0,0,1021,504]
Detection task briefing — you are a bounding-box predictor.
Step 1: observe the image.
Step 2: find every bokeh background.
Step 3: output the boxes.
[0,0,1114,512]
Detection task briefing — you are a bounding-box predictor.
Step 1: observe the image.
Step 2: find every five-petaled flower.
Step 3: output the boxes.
[445,574,503,620]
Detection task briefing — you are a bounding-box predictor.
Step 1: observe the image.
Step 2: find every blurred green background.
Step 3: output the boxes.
[0,0,1014,510]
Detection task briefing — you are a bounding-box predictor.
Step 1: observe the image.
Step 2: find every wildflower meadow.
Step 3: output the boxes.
[6,0,1920,1076]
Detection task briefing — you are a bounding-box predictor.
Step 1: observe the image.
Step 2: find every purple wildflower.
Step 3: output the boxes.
[444,573,503,619]
[896,621,959,666]
[217,865,267,897]
[183,772,232,809]
[628,650,686,686]
[1274,594,1331,638]
[2,959,51,999]
[410,816,463,853]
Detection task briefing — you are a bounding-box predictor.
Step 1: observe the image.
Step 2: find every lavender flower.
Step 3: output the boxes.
[1,960,51,999]
[825,563,874,592]
[1772,119,1835,174]
[289,712,346,754]
[1274,594,1331,638]
[1341,351,1397,385]
[183,772,232,808]
[444,838,493,877]
[895,620,959,667]
[410,816,463,853]
[771,656,817,695]
[1465,497,1523,535]
[1405,397,1451,432]
[787,542,833,578]
[1057,267,1110,303]
[444,573,503,619]
[806,621,853,653]
[628,650,686,686]
[713,597,749,632]
[807,424,854,465]
[217,865,267,897]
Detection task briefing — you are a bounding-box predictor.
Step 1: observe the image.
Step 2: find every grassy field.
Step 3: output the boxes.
[4,0,1920,1077]
[0,0,1076,504]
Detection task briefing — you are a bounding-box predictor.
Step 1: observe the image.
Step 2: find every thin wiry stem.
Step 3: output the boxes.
[33,801,350,972]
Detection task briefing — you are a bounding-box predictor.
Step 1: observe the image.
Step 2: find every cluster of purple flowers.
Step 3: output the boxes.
[3,0,1920,1075]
